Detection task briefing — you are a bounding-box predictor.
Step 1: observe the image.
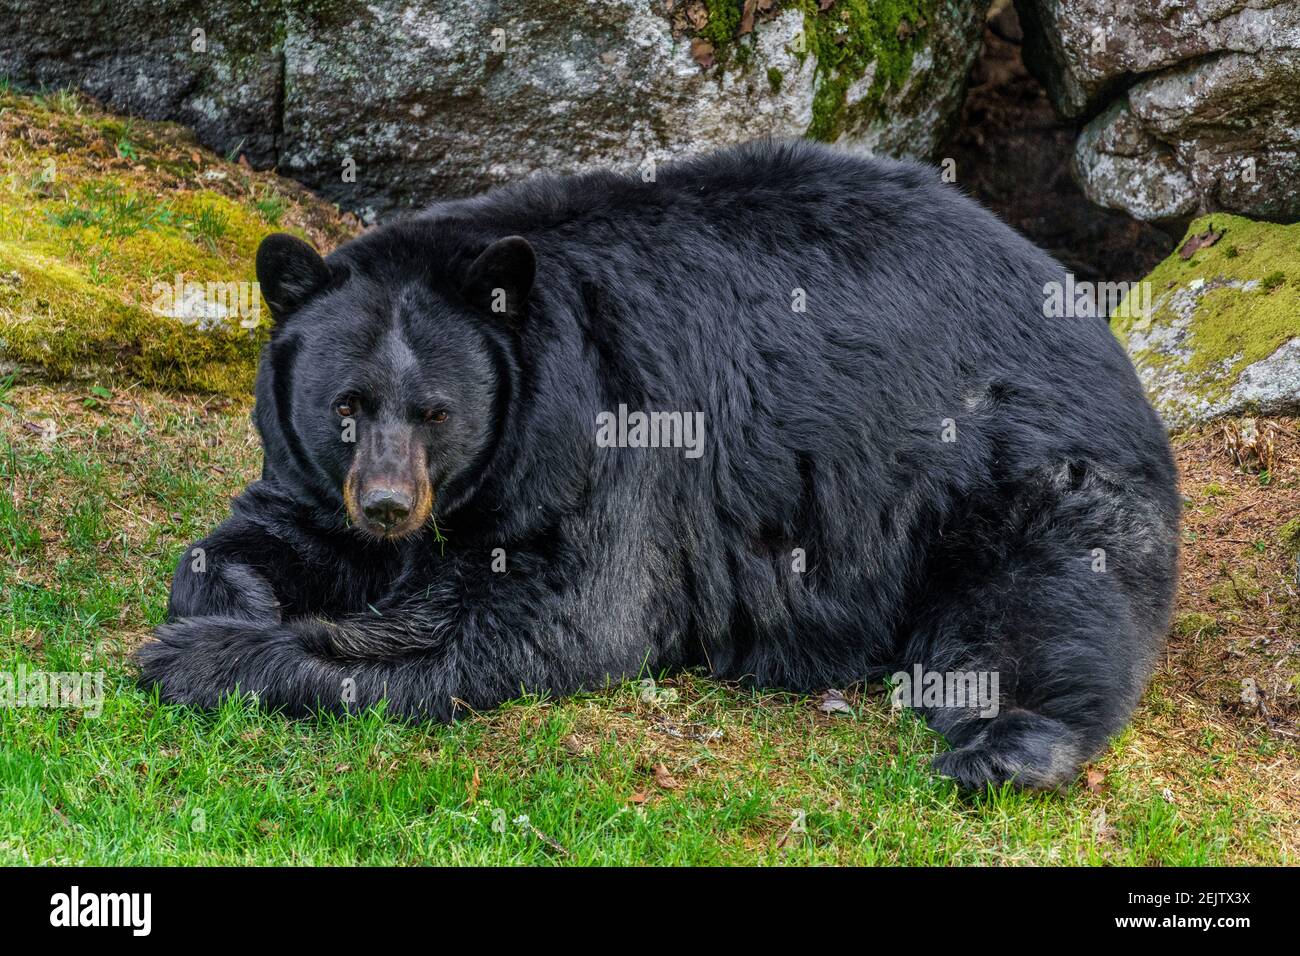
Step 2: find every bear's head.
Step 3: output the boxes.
[252,227,534,540]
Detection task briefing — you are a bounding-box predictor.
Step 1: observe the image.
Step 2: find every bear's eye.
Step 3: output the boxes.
[335,396,359,418]
[424,408,449,424]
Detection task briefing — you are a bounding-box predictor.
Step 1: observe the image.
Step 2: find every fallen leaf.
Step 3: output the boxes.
[653,763,680,790]
[740,0,758,35]
[1084,768,1107,794]
[817,688,853,714]
[467,765,481,803]
[690,38,715,70]
[1178,223,1222,259]
[627,791,649,805]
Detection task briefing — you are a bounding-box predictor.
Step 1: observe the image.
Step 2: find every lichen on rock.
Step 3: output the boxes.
[1019,0,1300,222]
[1112,214,1300,428]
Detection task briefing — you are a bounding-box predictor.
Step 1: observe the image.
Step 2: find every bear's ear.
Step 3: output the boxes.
[256,233,331,320]
[460,236,535,325]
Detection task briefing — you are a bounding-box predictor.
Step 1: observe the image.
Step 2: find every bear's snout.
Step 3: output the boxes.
[342,417,435,540]
[361,487,412,531]
[347,472,431,539]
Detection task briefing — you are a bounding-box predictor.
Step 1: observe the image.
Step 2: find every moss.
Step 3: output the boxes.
[0,242,259,395]
[670,0,935,143]
[1279,517,1300,556]
[0,88,357,396]
[698,0,745,49]
[682,0,747,70]
[1207,570,1262,609]
[798,0,937,142]
[1172,612,1221,638]
[1113,214,1300,408]
[1202,481,1232,498]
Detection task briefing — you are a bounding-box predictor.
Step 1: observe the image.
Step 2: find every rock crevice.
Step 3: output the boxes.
[1015,0,1300,222]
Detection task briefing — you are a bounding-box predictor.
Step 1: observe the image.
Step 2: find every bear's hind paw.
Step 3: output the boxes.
[931,710,1089,791]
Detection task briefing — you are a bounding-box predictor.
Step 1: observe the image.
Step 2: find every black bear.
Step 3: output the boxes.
[137,140,1180,790]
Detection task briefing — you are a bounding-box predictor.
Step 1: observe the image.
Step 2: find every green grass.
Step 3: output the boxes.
[252,189,289,227]
[0,381,1294,865]
[5,681,1264,866]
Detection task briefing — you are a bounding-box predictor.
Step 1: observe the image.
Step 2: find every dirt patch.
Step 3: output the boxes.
[1170,417,1299,735]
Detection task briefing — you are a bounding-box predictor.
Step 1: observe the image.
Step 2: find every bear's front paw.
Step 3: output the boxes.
[135,617,276,709]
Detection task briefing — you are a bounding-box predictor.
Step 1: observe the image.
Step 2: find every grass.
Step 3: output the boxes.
[1,379,1296,865]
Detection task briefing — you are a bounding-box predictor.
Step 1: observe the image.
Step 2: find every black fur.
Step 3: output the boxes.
[136,140,1180,790]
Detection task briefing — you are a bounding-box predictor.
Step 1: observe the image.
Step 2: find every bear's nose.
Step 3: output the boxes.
[361,488,412,530]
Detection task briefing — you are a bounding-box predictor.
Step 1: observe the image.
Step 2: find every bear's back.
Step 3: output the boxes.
[436,142,1155,465]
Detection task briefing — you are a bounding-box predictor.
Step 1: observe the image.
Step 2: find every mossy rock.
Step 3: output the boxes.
[1112,214,1300,428]
[5,0,987,218]
[1279,517,1300,557]
[671,0,986,159]
[0,89,359,397]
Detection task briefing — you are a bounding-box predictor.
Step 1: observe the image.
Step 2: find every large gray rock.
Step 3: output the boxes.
[1016,0,1300,222]
[0,0,282,165]
[1016,0,1300,119]
[0,0,989,220]
[1074,48,1300,222]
